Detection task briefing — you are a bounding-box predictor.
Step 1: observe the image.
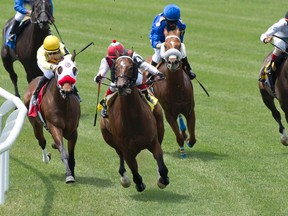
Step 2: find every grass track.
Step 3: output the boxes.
[1,0,288,215]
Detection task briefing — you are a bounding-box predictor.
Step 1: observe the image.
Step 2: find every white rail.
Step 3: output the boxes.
[0,87,27,205]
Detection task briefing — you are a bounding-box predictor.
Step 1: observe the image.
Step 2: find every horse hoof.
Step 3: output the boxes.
[42,153,51,163]
[157,177,169,189]
[120,176,131,188]
[281,139,288,146]
[66,176,75,183]
[136,183,146,192]
[51,143,58,149]
[187,141,193,148]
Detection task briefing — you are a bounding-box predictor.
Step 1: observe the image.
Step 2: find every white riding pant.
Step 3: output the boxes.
[152,48,161,64]
[273,37,288,56]
[15,12,26,22]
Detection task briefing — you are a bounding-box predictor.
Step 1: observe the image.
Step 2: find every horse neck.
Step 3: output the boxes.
[117,87,147,120]
[46,78,66,104]
[163,64,185,84]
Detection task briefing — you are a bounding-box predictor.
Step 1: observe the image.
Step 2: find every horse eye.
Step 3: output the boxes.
[72,67,78,76]
[57,66,63,74]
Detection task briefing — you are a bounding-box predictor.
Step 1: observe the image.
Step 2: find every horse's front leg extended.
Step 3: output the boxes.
[67,131,78,178]
[117,150,130,188]
[185,110,196,148]
[124,153,145,192]
[50,127,75,183]
[164,112,186,157]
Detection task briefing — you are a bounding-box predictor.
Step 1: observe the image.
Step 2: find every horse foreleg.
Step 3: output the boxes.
[185,110,196,148]
[148,140,169,189]
[67,131,77,178]
[50,127,75,183]
[117,151,130,188]
[153,104,165,144]
[165,112,186,158]
[124,153,145,192]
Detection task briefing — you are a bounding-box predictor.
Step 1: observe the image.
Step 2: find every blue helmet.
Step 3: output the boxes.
[163,4,180,21]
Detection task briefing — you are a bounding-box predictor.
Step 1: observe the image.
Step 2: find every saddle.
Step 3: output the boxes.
[6,17,31,49]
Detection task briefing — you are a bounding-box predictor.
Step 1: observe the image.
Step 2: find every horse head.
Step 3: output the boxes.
[31,0,54,29]
[114,56,138,96]
[55,55,78,99]
[161,28,183,71]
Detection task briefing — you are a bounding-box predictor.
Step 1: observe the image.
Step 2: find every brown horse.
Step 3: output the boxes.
[151,28,196,158]
[259,51,288,146]
[100,56,169,192]
[24,54,80,183]
[1,0,54,98]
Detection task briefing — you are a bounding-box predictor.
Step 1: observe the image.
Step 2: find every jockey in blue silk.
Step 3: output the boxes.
[149,4,196,80]
[8,0,54,42]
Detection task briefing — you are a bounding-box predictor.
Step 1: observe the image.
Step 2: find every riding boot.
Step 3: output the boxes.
[151,61,158,67]
[182,57,196,80]
[263,60,275,90]
[31,76,49,106]
[72,85,82,102]
[8,20,20,42]
[100,98,108,118]
[142,89,154,104]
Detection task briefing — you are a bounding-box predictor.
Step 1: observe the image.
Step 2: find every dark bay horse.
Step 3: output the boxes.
[24,54,80,183]
[259,51,288,145]
[100,56,169,192]
[1,0,54,98]
[151,29,196,158]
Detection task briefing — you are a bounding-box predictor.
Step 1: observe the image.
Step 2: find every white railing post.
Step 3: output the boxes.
[0,87,27,205]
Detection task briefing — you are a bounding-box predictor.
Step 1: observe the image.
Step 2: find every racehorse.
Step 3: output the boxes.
[100,56,169,192]
[1,0,54,98]
[151,28,196,158]
[259,51,288,146]
[23,54,80,183]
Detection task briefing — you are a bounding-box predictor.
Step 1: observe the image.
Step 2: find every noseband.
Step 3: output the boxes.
[161,35,182,71]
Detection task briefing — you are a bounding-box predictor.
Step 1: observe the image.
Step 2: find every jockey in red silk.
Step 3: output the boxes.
[260,11,288,88]
[149,4,196,80]
[8,0,54,42]
[94,40,164,118]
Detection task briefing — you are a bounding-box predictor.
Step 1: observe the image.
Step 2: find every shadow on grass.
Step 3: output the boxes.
[11,156,55,216]
[165,149,228,161]
[130,189,190,203]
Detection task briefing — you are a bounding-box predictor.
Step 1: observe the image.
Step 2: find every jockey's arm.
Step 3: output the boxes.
[94,58,110,82]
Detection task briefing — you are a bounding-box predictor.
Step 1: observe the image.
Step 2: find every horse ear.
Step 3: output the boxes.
[71,50,76,62]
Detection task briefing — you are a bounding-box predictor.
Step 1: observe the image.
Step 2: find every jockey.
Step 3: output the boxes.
[260,11,288,86]
[30,35,80,106]
[94,40,164,118]
[8,0,54,42]
[149,4,196,80]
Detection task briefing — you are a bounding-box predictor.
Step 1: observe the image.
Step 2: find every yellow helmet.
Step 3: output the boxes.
[43,35,60,52]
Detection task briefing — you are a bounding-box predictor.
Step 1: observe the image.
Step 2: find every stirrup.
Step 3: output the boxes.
[31,96,38,106]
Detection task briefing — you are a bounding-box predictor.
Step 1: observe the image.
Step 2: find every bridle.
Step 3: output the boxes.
[30,0,54,25]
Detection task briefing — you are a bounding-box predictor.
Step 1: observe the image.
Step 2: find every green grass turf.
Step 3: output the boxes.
[1,0,288,215]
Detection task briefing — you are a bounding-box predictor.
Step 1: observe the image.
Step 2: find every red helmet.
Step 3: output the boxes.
[107,40,125,58]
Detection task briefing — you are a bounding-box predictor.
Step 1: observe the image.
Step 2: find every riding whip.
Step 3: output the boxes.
[75,42,95,57]
[195,78,210,97]
[93,82,101,126]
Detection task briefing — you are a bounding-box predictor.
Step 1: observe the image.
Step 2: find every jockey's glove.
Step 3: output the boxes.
[95,75,102,83]
[156,43,161,49]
